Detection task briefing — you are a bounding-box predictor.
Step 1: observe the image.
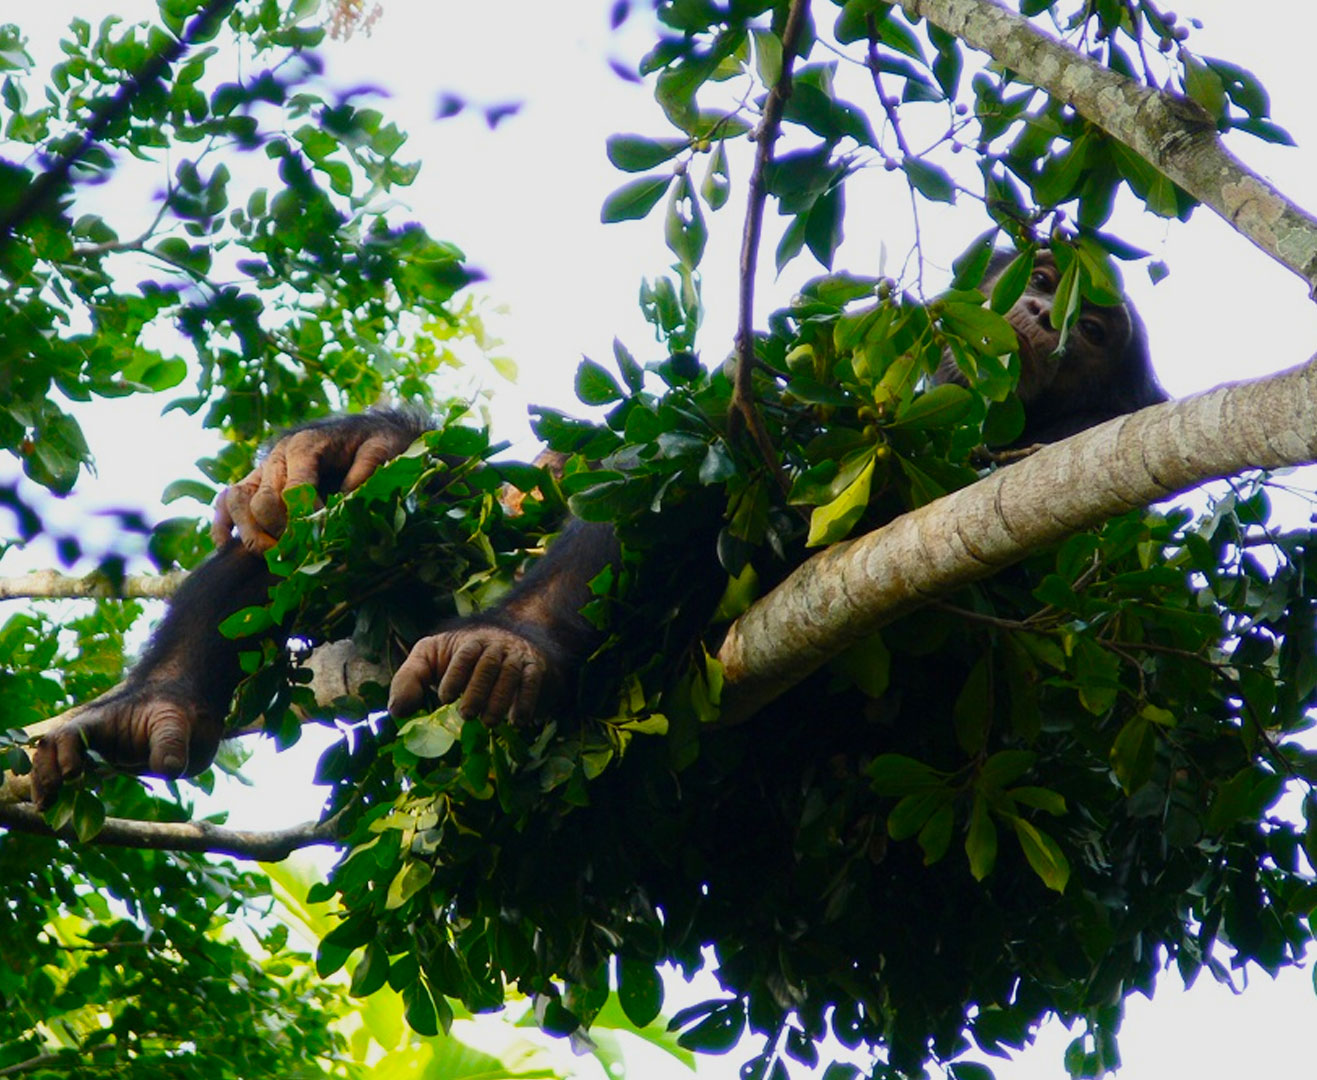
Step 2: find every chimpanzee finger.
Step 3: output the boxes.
[509,660,545,726]
[437,638,493,706]
[222,481,279,554]
[212,467,259,546]
[483,660,526,724]
[247,443,290,541]
[458,649,508,722]
[144,702,195,778]
[30,729,86,811]
[342,434,404,492]
[388,634,453,718]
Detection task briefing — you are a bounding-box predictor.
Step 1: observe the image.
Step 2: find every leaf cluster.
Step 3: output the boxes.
[0,776,351,1078]
[276,265,1317,1079]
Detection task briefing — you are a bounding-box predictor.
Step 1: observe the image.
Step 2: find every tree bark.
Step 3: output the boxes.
[0,569,187,600]
[717,356,1317,719]
[0,801,340,860]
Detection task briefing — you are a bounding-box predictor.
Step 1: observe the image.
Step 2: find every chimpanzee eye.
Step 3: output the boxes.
[1029,269,1055,292]
[1077,317,1107,346]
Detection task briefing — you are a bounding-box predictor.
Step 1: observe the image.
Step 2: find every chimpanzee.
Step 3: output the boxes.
[935,249,1165,443]
[28,247,1166,810]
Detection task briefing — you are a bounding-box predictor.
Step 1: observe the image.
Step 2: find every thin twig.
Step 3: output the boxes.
[730,0,812,493]
[865,17,914,159]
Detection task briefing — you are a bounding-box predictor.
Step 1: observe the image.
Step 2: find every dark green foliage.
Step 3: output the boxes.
[275,269,1317,1077]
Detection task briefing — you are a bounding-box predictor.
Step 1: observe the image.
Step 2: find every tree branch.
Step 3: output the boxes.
[13,359,1314,781]
[0,802,341,860]
[899,0,1317,295]
[716,356,1317,720]
[731,0,811,489]
[0,568,187,600]
[2,638,389,805]
[0,1053,68,1079]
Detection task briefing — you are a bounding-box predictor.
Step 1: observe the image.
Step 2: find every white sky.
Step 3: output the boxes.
[7,2,1317,1078]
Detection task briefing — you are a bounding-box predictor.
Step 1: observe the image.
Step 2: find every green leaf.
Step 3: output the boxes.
[918,803,955,864]
[951,230,998,287]
[71,789,106,843]
[350,941,390,998]
[218,604,274,639]
[805,184,844,269]
[614,338,645,392]
[152,235,211,275]
[1231,116,1295,145]
[601,174,673,222]
[675,1001,745,1053]
[751,27,782,86]
[664,173,707,268]
[867,753,941,796]
[952,657,992,755]
[888,788,950,841]
[385,860,434,910]
[161,479,216,505]
[1007,786,1066,815]
[988,250,1033,313]
[830,632,891,697]
[902,156,955,202]
[940,302,1018,354]
[1050,255,1082,339]
[978,750,1036,790]
[1109,715,1155,794]
[806,454,874,546]
[576,358,625,405]
[891,383,973,430]
[700,141,731,209]
[617,957,665,1027]
[607,134,688,172]
[965,793,997,880]
[402,983,440,1036]
[1183,54,1226,123]
[949,1062,997,1080]
[1012,818,1070,893]
[399,711,458,758]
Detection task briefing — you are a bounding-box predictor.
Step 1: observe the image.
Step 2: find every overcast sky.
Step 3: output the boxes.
[8,3,1317,1078]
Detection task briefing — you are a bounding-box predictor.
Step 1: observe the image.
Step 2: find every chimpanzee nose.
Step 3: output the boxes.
[1023,296,1050,325]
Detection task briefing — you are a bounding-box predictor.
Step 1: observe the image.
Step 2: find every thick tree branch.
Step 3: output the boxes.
[899,0,1317,294]
[0,569,187,600]
[0,802,341,860]
[12,361,1316,783]
[717,357,1317,719]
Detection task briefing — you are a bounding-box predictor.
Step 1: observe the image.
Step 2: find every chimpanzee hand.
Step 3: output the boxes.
[30,681,224,811]
[213,412,429,553]
[388,624,557,726]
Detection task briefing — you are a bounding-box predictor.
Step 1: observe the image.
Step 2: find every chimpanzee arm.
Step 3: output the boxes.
[31,541,277,810]
[33,410,431,809]
[389,518,619,725]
